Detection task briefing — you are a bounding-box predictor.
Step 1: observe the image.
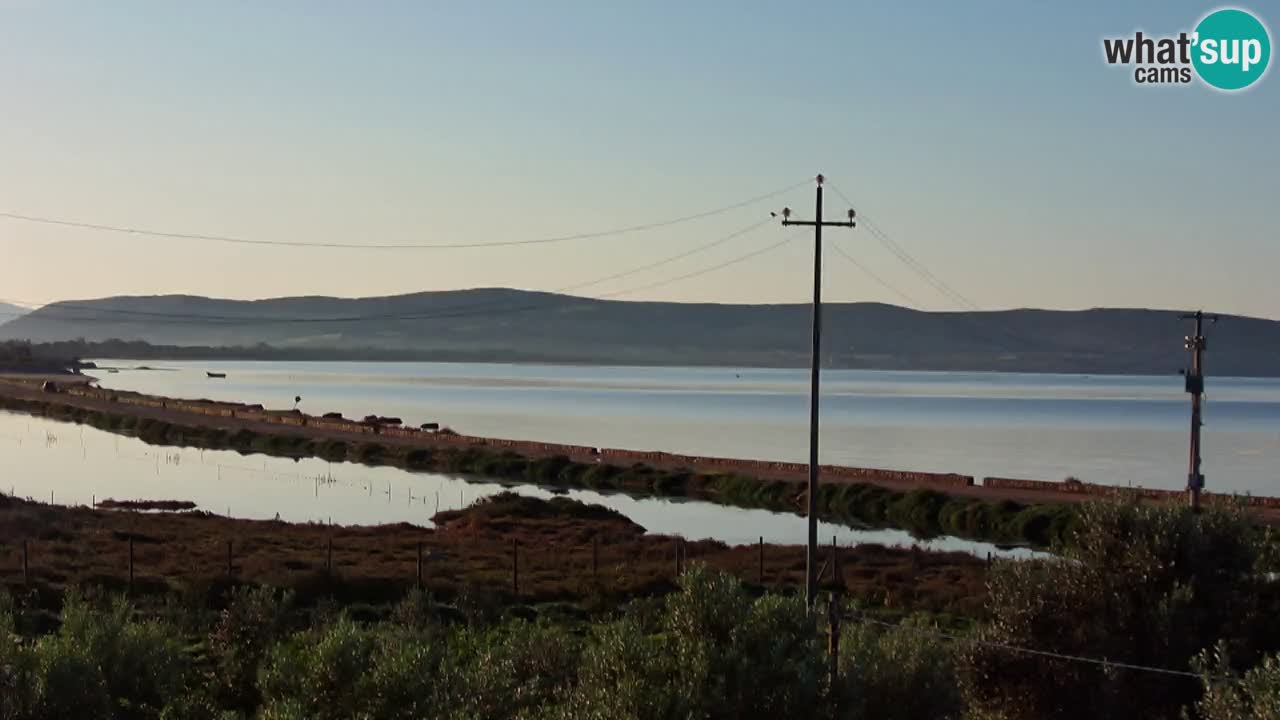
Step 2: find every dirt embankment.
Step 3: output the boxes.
[3,376,1276,529]
[0,377,1084,503]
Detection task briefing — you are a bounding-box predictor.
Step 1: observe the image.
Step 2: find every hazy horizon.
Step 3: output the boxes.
[2,2,1277,318]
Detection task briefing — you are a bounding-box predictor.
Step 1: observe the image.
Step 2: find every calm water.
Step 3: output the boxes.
[92,360,1280,495]
[0,412,1032,558]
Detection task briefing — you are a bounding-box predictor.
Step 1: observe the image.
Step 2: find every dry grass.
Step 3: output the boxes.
[0,491,989,618]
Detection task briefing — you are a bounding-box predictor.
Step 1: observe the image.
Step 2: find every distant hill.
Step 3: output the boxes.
[0,301,29,322]
[1,289,1277,375]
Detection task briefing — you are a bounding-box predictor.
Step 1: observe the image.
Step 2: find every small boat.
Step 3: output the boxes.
[206,371,227,379]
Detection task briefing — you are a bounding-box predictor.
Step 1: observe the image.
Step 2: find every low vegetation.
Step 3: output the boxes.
[0,499,1277,719]
[95,499,198,511]
[0,491,990,620]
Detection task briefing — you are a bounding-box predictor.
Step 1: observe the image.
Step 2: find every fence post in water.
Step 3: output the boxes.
[416,541,423,591]
[831,536,839,590]
[512,538,519,596]
[759,536,765,585]
[986,551,992,569]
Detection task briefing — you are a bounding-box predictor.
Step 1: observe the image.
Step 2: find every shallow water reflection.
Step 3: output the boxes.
[0,411,1034,558]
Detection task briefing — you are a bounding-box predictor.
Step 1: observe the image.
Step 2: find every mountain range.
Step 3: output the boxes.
[1,289,1276,375]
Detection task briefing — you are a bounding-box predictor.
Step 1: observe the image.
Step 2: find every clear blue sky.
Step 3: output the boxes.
[1,1,1276,317]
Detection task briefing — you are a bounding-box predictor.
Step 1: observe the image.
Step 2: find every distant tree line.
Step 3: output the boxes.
[0,338,594,365]
[0,341,82,374]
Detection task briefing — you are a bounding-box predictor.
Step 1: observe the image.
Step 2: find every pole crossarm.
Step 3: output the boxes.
[782,220,856,228]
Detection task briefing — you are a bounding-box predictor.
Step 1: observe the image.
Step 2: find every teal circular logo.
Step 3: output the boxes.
[1192,8,1271,91]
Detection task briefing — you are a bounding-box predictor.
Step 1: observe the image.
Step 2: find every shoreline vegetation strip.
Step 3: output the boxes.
[0,391,1078,547]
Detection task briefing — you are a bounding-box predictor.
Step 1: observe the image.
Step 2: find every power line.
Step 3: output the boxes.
[828,241,922,309]
[848,613,1209,681]
[599,234,795,299]
[0,221,783,327]
[827,184,980,310]
[825,183,1064,355]
[0,179,807,251]
[560,218,772,294]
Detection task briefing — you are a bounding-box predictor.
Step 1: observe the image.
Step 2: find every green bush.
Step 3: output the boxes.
[886,489,951,535]
[0,592,199,720]
[258,617,372,719]
[1194,643,1280,720]
[439,621,580,720]
[527,455,573,483]
[962,499,1280,720]
[208,586,296,714]
[836,616,962,720]
[580,463,622,488]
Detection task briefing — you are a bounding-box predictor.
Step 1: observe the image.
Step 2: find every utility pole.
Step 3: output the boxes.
[1182,310,1218,512]
[778,174,855,610]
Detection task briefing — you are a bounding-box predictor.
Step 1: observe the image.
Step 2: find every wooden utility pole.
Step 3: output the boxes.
[1182,310,1218,511]
[779,174,856,609]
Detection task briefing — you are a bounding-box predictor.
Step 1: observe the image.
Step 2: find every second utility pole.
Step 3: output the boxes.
[1182,310,1218,512]
[780,174,855,610]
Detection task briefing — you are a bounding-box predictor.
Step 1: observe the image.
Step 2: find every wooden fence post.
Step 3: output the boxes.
[828,593,841,706]
[831,536,839,590]
[674,538,682,578]
[759,536,765,585]
[512,538,519,596]
[128,535,134,595]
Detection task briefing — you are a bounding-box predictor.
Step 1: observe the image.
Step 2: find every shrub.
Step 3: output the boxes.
[962,499,1280,720]
[527,455,573,483]
[258,616,409,720]
[209,586,296,714]
[1194,643,1280,720]
[836,616,962,720]
[439,621,580,719]
[2,592,198,719]
[886,489,950,536]
[404,448,432,468]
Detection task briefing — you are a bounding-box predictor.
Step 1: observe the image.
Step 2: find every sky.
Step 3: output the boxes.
[1,1,1277,318]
